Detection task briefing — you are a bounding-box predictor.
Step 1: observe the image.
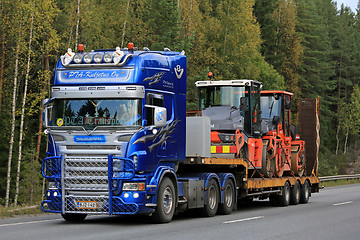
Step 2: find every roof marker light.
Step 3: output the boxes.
[208,72,213,80]
[78,44,84,53]
[128,42,134,51]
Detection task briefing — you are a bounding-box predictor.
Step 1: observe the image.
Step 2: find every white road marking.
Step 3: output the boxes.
[0,218,61,227]
[223,216,264,224]
[333,201,353,206]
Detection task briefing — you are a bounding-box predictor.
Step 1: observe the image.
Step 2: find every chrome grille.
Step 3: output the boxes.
[64,156,109,191]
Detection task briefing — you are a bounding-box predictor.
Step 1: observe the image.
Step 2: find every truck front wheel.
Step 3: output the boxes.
[152,177,176,223]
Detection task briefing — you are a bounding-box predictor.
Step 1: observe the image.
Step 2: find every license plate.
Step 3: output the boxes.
[76,201,97,209]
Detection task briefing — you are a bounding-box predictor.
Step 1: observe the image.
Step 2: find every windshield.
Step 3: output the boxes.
[260,95,281,120]
[199,86,246,109]
[50,99,142,129]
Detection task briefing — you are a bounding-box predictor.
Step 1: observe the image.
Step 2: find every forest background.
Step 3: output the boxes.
[1,0,360,207]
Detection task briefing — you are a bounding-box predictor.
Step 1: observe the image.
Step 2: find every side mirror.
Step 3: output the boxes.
[240,97,247,112]
[272,115,280,126]
[154,106,167,127]
[43,106,52,128]
[145,105,167,127]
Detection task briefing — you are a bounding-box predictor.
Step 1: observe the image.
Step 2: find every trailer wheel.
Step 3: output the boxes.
[201,179,219,217]
[290,181,300,205]
[300,180,310,204]
[61,213,87,222]
[278,181,290,206]
[152,177,176,223]
[218,179,235,215]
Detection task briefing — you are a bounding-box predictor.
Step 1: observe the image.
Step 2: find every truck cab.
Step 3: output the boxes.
[42,44,186,222]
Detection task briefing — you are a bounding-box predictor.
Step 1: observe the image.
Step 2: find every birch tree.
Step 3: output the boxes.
[14,2,35,206]
[5,4,23,208]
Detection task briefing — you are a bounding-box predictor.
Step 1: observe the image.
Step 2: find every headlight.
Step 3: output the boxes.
[73,53,83,64]
[103,53,113,63]
[93,53,102,63]
[83,53,92,63]
[123,182,145,191]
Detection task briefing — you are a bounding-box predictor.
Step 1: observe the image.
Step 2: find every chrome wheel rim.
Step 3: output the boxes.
[208,185,217,210]
[163,186,173,214]
[224,184,233,208]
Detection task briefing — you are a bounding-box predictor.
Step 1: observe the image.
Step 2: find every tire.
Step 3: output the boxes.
[278,181,290,206]
[218,179,235,215]
[152,177,176,223]
[300,180,310,204]
[61,213,87,222]
[290,181,300,205]
[201,179,219,217]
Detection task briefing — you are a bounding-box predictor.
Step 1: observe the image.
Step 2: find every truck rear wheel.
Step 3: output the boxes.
[300,180,310,204]
[61,213,87,222]
[152,177,176,223]
[290,181,300,205]
[278,181,290,206]
[201,179,219,217]
[218,179,235,215]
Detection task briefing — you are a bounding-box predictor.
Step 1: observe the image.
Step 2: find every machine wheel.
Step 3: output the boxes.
[201,179,219,217]
[152,177,176,223]
[218,179,235,215]
[300,180,310,204]
[290,181,300,205]
[278,181,290,206]
[61,213,87,222]
[260,141,271,177]
[291,149,305,177]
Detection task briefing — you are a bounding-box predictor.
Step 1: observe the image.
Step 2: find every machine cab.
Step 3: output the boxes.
[195,79,262,138]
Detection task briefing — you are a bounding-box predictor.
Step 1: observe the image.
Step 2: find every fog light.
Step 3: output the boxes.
[133,193,139,199]
[124,193,129,198]
[93,53,102,63]
[73,53,83,64]
[83,53,92,63]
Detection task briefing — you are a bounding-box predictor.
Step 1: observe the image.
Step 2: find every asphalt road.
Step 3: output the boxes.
[1,184,360,240]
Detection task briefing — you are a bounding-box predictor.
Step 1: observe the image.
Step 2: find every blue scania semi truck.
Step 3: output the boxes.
[41,43,320,223]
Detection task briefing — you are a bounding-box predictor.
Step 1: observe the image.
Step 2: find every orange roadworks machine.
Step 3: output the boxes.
[183,78,320,207]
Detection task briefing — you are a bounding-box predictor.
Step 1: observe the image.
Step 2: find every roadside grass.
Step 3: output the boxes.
[0,204,43,218]
[321,178,360,188]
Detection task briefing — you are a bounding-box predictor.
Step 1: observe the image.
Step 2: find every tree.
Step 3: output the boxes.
[5,1,23,208]
[14,1,35,207]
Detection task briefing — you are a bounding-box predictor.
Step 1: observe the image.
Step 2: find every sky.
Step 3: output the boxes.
[336,0,358,12]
